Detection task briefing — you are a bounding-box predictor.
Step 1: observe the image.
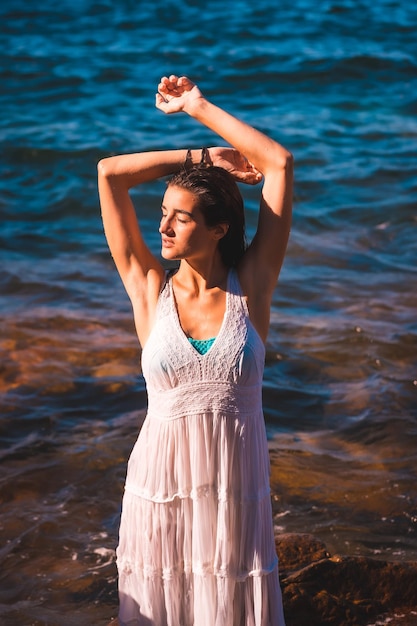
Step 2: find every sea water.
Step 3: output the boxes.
[1,0,416,623]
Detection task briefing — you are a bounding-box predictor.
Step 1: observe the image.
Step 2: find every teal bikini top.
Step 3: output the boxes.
[188,336,216,355]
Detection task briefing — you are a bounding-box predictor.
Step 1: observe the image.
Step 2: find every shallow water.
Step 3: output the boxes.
[1,0,416,623]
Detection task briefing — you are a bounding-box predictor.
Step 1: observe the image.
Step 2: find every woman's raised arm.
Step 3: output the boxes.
[157,75,294,341]
[98,149,205,344]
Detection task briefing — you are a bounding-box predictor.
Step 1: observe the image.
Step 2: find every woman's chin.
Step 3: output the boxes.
[161,247,179,260]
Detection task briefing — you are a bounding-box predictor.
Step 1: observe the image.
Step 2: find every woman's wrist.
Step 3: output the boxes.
[183,95,209,119]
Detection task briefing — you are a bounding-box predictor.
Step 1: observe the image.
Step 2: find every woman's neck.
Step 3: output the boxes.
[176,257,229,293]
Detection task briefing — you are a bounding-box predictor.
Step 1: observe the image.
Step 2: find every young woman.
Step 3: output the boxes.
[98,74,293,626]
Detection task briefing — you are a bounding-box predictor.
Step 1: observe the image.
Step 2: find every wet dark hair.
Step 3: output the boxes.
[167,166,247,268]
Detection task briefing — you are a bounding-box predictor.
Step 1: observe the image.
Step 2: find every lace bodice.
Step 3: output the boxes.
[141,269,266,420]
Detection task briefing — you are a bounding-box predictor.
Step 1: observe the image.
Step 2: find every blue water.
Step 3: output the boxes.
[1,1,416,623]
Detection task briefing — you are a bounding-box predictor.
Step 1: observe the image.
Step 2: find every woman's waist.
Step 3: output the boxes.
[146,380,262,421]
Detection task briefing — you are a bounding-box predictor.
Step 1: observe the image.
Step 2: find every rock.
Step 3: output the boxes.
[276,533,417,626]
[276,533,330,573]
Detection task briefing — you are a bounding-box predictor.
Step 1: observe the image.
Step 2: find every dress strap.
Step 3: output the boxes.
[155,269,176,319]
[228,268,250,318]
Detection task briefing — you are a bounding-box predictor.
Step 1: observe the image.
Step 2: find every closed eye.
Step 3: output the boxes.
[160,205,193,223]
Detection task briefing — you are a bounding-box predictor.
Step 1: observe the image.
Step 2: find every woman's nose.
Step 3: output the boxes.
[159,215,174,235]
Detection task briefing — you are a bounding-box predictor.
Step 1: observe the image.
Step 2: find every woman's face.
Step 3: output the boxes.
[159,185,217,261]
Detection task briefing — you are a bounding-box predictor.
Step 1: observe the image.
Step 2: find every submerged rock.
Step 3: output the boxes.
[276,533,417,626]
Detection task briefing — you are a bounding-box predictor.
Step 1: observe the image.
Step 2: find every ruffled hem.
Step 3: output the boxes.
[118,565,285,626]
[117,556,279,582]
[124,480,272,504]
[117,488,277,579]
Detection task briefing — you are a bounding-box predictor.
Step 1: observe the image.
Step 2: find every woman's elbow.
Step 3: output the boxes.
[265,141,294,170]
[97,157,114,180]
[265,148,293,178]
[280,149,294,172]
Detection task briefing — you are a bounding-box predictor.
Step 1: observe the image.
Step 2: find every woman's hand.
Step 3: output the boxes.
[208,147,263,185]
[156,75,204,115]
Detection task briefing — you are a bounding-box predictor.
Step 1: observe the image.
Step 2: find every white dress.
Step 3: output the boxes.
[116,269,286,626]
